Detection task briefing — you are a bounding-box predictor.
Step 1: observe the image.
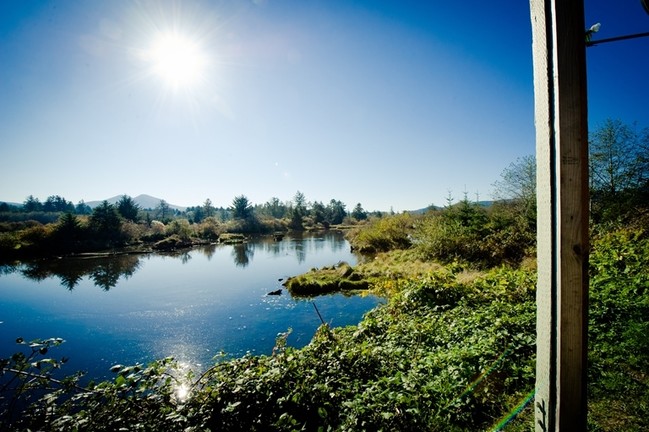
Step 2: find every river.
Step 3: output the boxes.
[0,231,381,381]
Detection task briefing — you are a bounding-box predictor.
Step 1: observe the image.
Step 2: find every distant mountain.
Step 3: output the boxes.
[407,206,439,215]
[0,201,22,208]
[86,194,186,211]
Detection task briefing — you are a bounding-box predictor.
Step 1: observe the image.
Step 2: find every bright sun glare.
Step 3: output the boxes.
[147,32,206,90]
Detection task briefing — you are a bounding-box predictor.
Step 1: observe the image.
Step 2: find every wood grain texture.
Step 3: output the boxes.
[529,0,589,430]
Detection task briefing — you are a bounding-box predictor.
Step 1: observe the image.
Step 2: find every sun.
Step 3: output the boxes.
[147,32,207,90]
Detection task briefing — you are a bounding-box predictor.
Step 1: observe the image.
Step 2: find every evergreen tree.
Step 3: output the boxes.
[54,212,85,251]
[351,203,368,221]
[203,199,214,218]
[230,195,253,220]
[43,195,74,213]
[289,191,307,229]
[23,195,42,212]
[326,200,347,225]
[89,201,122,244]
[117,195,140,222]
[311,201,327,224]
[293,191,307,214]
[75,200,92,215]
[289,207,304,230]
[262,197,286,218]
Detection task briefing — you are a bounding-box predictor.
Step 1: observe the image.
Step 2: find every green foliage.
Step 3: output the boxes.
[196,217,223,241]
[310,200,327,225]
[287,191,307,230]
[0,337,72,429]
[587,227,649,430]
[192,266,536,431]
[346,212,415,254]
[117,195,140,222]
[259,197,288,219]
[415,216,468,260]
[589,119,649,223]
[327,199,347,225]
[75,200,92,215]
[1,339,191,431]
[22,195,43,212]
[346,199,534,267]
[52,213,85,252]
[165,219,194,241]
[288,206,304,230]
[351,203,368,221]
[43,195,75,213]
[283,262,369,296]
[15,195,80,215]
[293,191,307,212]
[230,195,254,220]
[89,201,123,246]
[413,197,535,267]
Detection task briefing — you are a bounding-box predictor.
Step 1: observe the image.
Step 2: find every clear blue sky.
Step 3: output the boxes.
[1,1,647,212]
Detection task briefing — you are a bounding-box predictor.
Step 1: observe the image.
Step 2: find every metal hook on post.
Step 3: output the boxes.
[587,1,649,46]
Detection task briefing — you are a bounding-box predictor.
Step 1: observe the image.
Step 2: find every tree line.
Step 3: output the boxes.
[0,191,374,261]
[1,192,373,227]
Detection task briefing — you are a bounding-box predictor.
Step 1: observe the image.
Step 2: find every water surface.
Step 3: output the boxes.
[0,232,381,380]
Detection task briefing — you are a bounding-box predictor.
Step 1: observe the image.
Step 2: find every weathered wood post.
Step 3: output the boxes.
[529,0,589,430]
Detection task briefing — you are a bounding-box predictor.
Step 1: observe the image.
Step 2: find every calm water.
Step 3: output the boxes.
[0,232,381,380]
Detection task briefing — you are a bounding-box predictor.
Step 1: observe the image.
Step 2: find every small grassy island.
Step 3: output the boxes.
[283,262,370,296]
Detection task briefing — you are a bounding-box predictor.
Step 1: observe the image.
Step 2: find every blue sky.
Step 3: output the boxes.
[1,0,647,212]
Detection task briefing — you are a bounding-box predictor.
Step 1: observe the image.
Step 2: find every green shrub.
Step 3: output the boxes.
[346,213,415,254]
[587,227,649,430]
[165,219,194,241]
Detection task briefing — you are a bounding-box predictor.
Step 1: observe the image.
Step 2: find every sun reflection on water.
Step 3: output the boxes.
[175,382,191,403]
[171,360,195,404]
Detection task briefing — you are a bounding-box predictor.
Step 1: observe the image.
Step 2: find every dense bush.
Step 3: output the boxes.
[587,227,649,430]
[346,200,535,268]
[346,213,415,254]
[196,217,224,241]
[412,201,535,268]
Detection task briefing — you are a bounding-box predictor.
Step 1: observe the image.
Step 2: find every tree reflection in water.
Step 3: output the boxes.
[0,232,354,290]
[232,243,254,267]
[10,255,142,291]
[197,244,217,260]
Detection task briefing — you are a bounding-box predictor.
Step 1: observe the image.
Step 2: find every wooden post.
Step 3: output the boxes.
[529,0,589,430]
